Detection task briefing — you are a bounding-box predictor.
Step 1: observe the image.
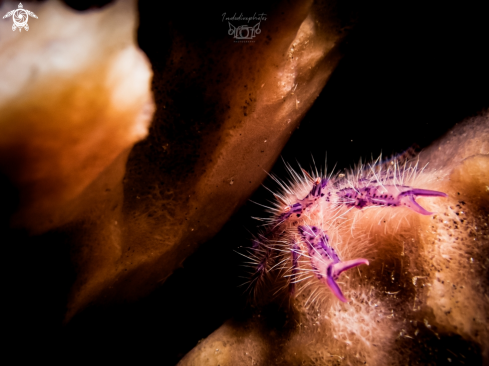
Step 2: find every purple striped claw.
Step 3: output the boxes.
[337,185,447,215]
[298,225,369,302]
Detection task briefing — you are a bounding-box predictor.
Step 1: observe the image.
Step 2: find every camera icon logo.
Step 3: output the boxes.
[228,22,261,40]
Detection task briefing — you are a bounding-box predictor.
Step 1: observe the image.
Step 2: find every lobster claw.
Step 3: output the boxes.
[399,189,447,215]
[325,258,369,302]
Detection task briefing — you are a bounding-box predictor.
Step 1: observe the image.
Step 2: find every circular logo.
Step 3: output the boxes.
[12,9,28,28]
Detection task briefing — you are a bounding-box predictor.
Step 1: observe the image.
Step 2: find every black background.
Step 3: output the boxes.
[3,0,488,364]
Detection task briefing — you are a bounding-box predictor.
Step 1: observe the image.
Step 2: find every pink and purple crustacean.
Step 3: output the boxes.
[249,154,448,303]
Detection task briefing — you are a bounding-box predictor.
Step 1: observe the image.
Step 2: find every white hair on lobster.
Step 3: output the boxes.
[244,147,448,305]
